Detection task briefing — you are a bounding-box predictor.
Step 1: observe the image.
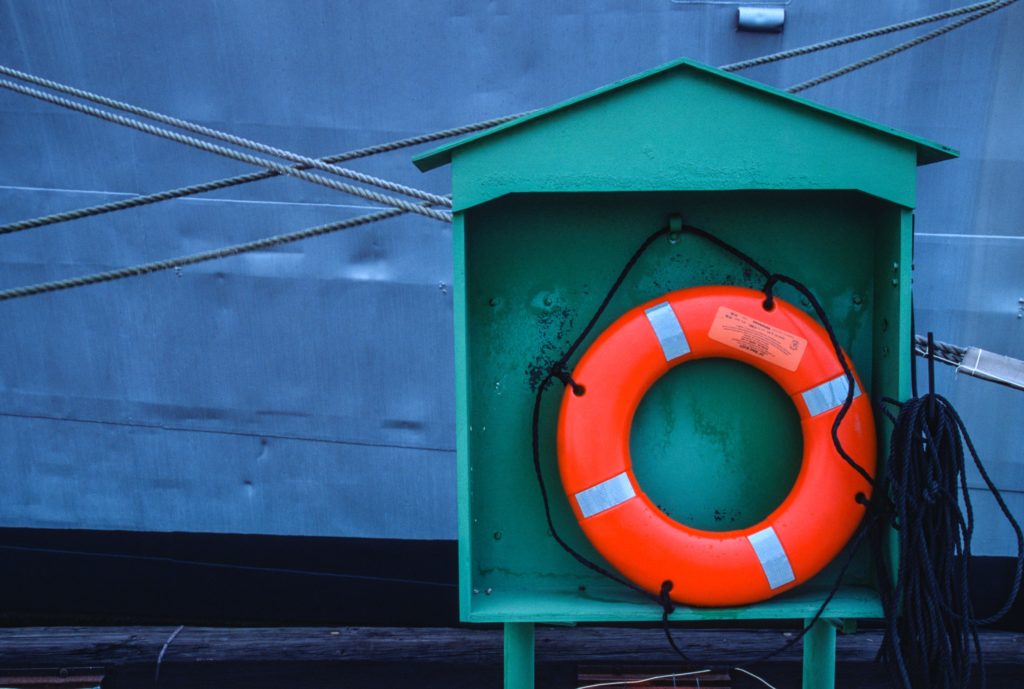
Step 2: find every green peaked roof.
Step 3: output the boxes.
[414,57,957,173]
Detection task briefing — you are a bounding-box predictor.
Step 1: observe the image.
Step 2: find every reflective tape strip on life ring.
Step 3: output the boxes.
[556,285,876,607]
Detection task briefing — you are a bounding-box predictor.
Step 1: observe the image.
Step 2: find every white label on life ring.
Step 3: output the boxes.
[709,307,807,371]
[644,302,690,361]
[575,472,637,518]
[802,373,862,417]
[747,526,796,590]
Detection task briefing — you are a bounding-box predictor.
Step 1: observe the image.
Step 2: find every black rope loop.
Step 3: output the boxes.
[761,272,877,491]
[659,579,676,615]
[658,579,694,663]
[550,362,585,396]
[762,273,780,311]
[861,488,893,530]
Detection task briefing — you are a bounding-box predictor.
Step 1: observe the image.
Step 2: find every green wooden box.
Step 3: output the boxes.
[415,58,955,685]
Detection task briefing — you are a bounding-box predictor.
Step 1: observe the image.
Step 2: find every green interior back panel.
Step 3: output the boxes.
[454,190,909,623]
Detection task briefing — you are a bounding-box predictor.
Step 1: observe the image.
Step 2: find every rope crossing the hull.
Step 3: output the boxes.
[0,0,1017,300]
[786,0,1019,93]
[0,64,455,210]
[913,335,967,364]
[0,112,521,236]
[0,0,1013,236]
[0,79,453,223]
[1,0,1012,239]
[0,201,443,302]
[721,0,1012,73]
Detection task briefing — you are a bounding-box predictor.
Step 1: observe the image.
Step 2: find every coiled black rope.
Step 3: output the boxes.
[873,391,1023,689]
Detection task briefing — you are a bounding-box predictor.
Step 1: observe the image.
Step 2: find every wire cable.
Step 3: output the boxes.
[0,202,431,301]
[153,624,184,682]
[0,542,457,588]
[2,1,1013,236]
[575,669,710,689]
[0,79,452,223]
[787,0,1018,93]
[0,64,451,208]
[1,1,1017,301]
[0,112,522,236]
[913,335,967,364]
[721,0,1005,72]
[731,667,780,689]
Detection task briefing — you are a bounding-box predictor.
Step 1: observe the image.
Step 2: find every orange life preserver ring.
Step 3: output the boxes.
[557,285,876,607]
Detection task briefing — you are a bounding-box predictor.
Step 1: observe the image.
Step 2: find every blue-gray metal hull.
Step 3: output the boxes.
[0,1,1020,552]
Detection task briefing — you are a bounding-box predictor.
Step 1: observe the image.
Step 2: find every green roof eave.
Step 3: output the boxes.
[413,57,958,172]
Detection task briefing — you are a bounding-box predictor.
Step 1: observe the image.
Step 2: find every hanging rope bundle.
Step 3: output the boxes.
[874,387,1023,689]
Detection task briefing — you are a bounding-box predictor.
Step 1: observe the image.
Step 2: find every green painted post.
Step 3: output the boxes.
[504,622,535,689]
[802,618,836,689]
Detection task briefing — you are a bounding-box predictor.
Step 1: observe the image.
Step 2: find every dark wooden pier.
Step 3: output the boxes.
[0,626,1019,688]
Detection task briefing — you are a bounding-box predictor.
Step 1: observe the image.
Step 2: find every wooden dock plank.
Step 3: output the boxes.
[0,626,1018,667]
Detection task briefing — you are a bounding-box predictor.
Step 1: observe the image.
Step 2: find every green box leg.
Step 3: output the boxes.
[802,618,836,689]
[504,622,535,689]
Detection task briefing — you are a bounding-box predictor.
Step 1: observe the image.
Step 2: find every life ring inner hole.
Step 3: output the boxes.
[629,357,803,532]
